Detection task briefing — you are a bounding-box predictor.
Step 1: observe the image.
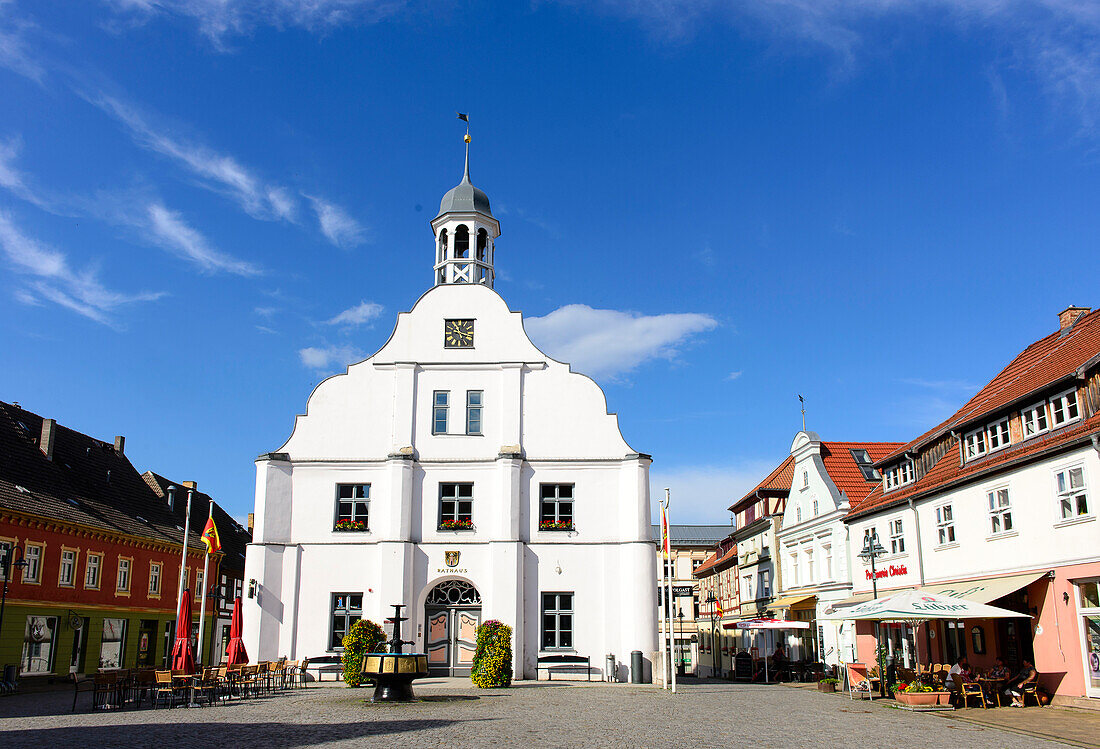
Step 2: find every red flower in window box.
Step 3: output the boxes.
[334,519,367,532]
[439,519,474,531]
[539,520,574,531]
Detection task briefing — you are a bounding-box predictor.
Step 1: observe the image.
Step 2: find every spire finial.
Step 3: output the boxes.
[457,112,471,183]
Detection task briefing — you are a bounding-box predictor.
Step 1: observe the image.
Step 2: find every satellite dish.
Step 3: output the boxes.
[68,612,83,630]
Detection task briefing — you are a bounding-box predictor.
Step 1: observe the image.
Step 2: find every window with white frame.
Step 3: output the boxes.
[987,487,1012,534]
[432,390,450,434]
[541,592,574,650]
[935,504,955,545]
[1022,402,1049,438]
[1055,465,1089,520]
[884,461,914,491]
[812,499,819,516]
[0,540,11,582]
[23,543,42,584]
[84,553,101,589]
[758,569,771,598]
[889,519,905,554]
[116,557,131,592]
[465,390,483,435]
[802,470,809,489]
[439,482,474,527]
[1049,389,1081,427]
[805,548,814,584]
[742,573,753,600]
[964,428,987,460]
[987,419,1011,451]
[335,484,370,529]
[149,562,162,595]
[539,484,574,529]
[823,544,833,580]
[330,593,363,650]
[58,549,76,587]
[796,506,802,523]
[790,553,799,586]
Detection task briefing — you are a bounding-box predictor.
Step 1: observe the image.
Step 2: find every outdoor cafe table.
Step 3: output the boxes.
[978,677,1006,706]
[171,674,202,707]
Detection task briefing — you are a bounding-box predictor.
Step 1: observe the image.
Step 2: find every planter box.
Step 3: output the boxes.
[818,682,837,693]
[895,691,951,707]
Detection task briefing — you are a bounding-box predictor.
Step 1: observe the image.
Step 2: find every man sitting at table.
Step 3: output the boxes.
[944,657,970,691]
[1005,659,1038,707]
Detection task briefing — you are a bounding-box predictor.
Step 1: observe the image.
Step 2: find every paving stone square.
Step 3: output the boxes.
[0,678,1087,748]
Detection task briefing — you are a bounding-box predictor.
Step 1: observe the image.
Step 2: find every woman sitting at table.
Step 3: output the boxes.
[1006,659,1038,707]
[989,657,1009,680]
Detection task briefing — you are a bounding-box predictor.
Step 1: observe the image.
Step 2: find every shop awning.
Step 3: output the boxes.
[920,571,1046,604]
[820,590,1029,622]
[770,593,816,610]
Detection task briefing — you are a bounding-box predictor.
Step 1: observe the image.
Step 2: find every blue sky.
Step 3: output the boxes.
[2,1,1099,525]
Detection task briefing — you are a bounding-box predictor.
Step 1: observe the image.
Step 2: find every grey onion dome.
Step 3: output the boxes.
[436,145,493,218]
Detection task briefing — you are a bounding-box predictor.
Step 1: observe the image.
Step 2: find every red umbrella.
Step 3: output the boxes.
[225,596,249,665]
[171,588,196,674]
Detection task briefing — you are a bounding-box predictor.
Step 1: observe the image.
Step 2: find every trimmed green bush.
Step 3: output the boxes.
[471,619,513,688]
[341,618,386,687]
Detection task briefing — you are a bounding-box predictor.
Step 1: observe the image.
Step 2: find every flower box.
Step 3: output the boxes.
[895,691,951,707]
[539,521,574,532]
[818,680,837,693]
[439,520,474,531]
[334,520,368,532]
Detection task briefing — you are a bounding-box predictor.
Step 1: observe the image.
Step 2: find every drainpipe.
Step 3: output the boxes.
[1092,435,1099,455]
[907,498,926,585]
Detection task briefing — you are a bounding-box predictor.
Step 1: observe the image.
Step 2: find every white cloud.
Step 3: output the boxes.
[102,0,410,45]
[727,370,743,381]
[147,203,262,276]
[0,137,53,210]
[563,1,1100,134]
[83,92,300,221]
[0,212,163,325]
[650,460,779,524]
[298,344,366,371]
[326,300,383,326]
[306,194,367,248]
[0,6,45,82]
[525,304,718,379]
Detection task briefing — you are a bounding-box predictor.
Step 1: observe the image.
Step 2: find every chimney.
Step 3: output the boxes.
[167,485,176,512]
[1059,306,1090,331]
[182,480,198,490]
[247,513,255,534]
[40,418,56,460]
[113,435,125,454]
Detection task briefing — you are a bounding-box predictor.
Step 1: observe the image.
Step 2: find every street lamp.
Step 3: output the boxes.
[676,607,685,676]
[858,529,888,697]
[0,543,29,643]
[705,591,718,678]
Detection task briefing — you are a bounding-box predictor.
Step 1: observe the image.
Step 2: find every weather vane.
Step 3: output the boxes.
[457,112,470,143]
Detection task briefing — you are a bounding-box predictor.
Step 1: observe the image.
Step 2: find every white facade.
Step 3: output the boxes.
[775,432,855,667]
[243,164,656,681]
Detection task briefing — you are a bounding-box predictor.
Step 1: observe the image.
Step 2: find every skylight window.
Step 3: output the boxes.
[15,485,29,494]
[850,448,881,481]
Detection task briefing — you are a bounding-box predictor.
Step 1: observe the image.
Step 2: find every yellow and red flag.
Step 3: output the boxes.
[201,512,220,554]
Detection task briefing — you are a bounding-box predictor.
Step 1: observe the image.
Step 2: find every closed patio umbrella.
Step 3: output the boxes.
[171,588,196,674]
[225,596,248,665]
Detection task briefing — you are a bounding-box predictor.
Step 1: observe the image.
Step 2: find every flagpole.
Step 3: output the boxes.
[658,504,667,690]
[176,488,193,622]
[660,488,668,690]
[196,504,212,667]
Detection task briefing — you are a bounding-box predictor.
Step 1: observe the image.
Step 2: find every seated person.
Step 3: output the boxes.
[988,657,1009,680]
[1005,659,1038,707]
[944,657,970,690]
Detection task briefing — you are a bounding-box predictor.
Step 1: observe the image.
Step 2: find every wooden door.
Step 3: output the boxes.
[453,609,480,675]
[425,608,451,675]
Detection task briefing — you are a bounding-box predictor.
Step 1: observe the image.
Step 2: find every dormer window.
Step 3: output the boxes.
[883,461,914,492]
[1022,401,1049,438]
[987,419,1011,451]
[850,449,881,480]
[964,428,987,460]
[1049,389,1081,427]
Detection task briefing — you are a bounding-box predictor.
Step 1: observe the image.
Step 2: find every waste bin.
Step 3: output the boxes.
[630,650,643,684]
[606,653,616,683]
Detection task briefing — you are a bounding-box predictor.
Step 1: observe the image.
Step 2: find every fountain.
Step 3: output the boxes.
[361,604,429,702]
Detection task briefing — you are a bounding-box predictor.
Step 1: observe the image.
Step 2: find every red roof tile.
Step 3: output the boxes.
[819,441,905,501]
[878,308,1100,465]
[730,455,795,512]
[693,544,738,578]
[850,413,1100,519]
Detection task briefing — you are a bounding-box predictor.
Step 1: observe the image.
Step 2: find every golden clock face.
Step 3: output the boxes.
[444,319,474,348]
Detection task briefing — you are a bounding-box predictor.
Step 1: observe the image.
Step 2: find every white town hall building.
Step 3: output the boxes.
[243,148,657,680]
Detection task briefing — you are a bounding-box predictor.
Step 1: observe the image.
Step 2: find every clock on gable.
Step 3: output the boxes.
[444,318,475,348]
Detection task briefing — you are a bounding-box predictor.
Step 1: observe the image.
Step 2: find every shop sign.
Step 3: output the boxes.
[672,585,694,597]
[865,564,907,580]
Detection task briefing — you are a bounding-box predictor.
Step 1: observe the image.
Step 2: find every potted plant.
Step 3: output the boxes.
[334,519,367,532]
[539,520,573,531]
[818,677,839,693]
[471,620,513,688]
[439,519,474,531]
[892,680,951,707]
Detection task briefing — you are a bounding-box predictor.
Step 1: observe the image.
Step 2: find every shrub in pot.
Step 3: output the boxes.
[818,677,839,693]
[471,620,513,688]
[341,619,386,687]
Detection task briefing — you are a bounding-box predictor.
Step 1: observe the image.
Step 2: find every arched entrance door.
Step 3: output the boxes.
[424,580,481,676]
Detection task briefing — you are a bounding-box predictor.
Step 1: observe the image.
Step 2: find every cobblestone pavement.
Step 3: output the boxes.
[0,678,1079,749]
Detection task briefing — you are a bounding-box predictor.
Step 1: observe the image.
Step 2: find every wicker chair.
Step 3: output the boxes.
[960,681,990,708]
[151,671,179,709]
[191,668,219,707]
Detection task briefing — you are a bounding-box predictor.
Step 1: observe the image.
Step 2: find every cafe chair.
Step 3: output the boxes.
[960,681,990,709]
[152,671,179,709]
[1020,684,1042,707]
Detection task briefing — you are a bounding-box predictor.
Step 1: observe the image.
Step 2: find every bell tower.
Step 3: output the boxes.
[431,135,500,288]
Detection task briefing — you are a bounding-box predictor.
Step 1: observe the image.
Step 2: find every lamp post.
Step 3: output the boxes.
[0,543,29,644]
[706,592,718,678]
[858,528,888,697]
[676,607,685,676]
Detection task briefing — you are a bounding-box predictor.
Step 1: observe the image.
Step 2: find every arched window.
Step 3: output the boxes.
[454,225,470,258]
[438,228,448,261]
[796,506,802,523]
[812,499,818,516]
[476,228,488,261]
